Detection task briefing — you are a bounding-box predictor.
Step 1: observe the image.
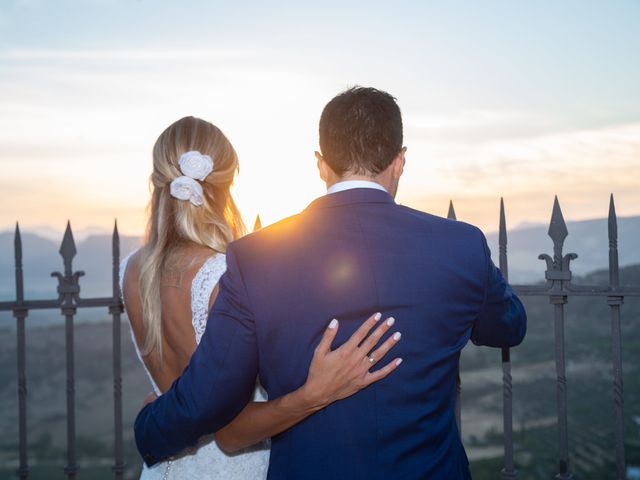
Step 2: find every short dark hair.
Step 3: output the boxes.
[319,86,403,176]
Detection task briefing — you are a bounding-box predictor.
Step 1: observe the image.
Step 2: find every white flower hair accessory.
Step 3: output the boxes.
[169,150,214,206]
[170,176,204,206]
[179,151,214,181]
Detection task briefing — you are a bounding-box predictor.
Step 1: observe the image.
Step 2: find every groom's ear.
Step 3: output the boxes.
[391,147,407,179]
[315,151,329,182]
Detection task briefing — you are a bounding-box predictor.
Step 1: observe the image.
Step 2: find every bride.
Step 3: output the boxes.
[119,116,402,479]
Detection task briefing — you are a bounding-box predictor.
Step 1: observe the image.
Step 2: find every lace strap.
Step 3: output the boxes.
[191,254,227,344]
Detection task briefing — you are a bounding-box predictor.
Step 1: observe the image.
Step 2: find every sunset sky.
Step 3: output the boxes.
[1,0,639,237]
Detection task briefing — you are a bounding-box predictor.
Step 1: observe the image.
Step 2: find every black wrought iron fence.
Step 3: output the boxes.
[0,222,125,480]
[449,195,639,480]
[1,195,638,480]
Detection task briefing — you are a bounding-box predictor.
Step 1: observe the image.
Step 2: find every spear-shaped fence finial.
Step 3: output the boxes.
[499,198,508,279]
[548,196,568,265]
[14,222,22,256]
[608,194,619,288]
[538,196,577,282]
[52,221,84,305]
[112,220,121,298]
[447,200,457,220]
[60,221,77,277]
[14,222,24,302]
[113,220,119,253]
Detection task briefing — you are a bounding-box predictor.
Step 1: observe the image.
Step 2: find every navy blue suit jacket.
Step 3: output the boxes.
[135,188,526,479]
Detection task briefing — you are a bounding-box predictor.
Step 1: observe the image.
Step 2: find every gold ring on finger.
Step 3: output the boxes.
[368,355,376,364]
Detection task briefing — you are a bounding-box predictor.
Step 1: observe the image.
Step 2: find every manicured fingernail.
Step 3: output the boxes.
[395,358,403,366]
[328,319,338,329]
[386,317,395,327]
[393,332,402,341]
[374,312,382,321]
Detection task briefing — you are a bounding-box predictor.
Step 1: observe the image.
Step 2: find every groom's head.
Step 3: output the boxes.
[316,86,406,196]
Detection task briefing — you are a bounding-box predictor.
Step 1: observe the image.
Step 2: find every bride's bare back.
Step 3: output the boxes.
[122,245,218,393]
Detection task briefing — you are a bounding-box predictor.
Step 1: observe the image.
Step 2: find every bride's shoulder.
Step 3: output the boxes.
[120,248,142,284]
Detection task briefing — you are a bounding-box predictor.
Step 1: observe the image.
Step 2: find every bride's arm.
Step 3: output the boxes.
[214,313,402,453]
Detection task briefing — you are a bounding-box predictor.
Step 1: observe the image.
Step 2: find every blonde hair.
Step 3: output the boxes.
[138,116,246,358]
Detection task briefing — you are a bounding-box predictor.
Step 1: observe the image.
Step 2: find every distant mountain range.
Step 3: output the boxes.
[0,224,118,243]
[485,214,640,283]
[0,230,141,301]
[1,214,639,302]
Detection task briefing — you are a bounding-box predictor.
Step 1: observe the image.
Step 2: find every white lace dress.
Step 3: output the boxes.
[120,252,270,480]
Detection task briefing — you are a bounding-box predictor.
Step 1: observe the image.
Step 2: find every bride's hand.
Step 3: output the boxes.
[214,314,402,453]
[300,313,402,408]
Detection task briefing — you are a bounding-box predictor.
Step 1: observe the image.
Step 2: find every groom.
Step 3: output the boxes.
[135,87,526,479]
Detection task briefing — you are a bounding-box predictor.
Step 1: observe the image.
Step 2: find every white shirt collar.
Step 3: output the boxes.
[327,180,387,195]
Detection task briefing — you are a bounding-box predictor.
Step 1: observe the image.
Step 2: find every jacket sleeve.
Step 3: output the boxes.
[134,243,259,466]
[470,232,527,348]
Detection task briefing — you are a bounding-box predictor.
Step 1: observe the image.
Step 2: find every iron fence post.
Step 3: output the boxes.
[52,222,83,480]
[539,198,575,480]
[551,294,572,480]
[607,195,625,479]
[110,222,125,479]
[499,199,516,480]
[14,224,29,480]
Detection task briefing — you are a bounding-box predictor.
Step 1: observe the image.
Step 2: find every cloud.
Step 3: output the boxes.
[474,121,640,176]
[403,108,570,146]
[399,120,640,230]
[0,46,320,155]
[405,110,537,130]
[405,120,640,186]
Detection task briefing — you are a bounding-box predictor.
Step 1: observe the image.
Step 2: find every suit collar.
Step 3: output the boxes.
[305,187,395,210]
